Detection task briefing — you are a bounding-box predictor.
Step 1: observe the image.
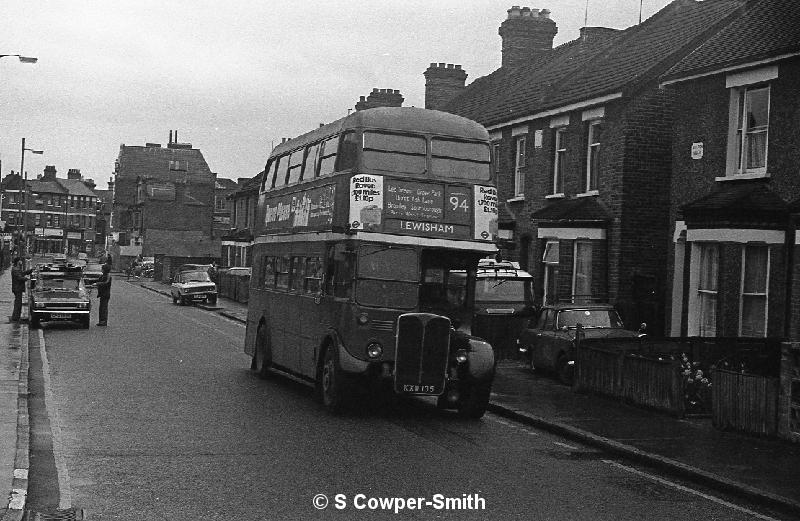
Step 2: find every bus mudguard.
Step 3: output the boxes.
[464,337,495,382]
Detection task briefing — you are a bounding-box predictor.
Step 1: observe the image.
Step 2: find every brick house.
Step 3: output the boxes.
[112,132,219,269]
[213,176,239,238]
[221,172,262,268]
[428,1,745,333]
[660,0,800,338]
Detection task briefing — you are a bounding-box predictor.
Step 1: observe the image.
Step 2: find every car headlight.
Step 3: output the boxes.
[455,349,468,364]
[34,302,45,309]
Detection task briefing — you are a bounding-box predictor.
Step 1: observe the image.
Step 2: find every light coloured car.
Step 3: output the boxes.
[29,264,91,329]
[170,270,217,306]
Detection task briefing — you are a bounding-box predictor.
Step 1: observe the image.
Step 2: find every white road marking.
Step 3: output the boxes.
[39,329,72,510]
[553,441,579,450]
[602,460,781,521]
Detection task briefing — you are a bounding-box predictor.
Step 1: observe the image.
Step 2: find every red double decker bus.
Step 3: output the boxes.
[244,107,499,417]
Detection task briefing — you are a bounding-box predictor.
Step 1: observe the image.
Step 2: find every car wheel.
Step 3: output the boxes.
[252,325,272,379]
[172,294,178,305]
[207,295,217,305]
[556,354,574,386]
[317,346,350,414]
[180,296,188,306]
[458,382,491,419]
[80,316,90,329]
[29,312,40,329]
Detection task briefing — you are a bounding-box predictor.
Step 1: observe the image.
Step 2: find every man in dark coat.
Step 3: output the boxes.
[10,257,33,322]
[95,263,112,326]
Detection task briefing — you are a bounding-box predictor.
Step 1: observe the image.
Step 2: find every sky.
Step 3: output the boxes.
[1,0,673,190]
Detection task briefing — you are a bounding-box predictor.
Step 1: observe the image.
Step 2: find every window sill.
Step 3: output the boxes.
[506,196,525,203]
[576,190,599,198]
[715,171,770,181]
[545,193,565,199]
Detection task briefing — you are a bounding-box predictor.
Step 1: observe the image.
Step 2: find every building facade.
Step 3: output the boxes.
[113,132,219,266]
[661,0,800,339]
[430,1,745,333]
[1,166,99,256]
[221,173,262,268]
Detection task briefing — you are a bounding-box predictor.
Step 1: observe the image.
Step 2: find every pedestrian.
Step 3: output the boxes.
[95,263,112,326]
[104,252,113,269]
[10,257,33,322]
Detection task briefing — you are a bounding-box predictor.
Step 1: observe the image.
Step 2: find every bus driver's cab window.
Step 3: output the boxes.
[327,243,354,299]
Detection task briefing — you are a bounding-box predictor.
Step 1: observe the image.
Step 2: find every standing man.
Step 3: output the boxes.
[95,263,112,326]
[10,257,33,322]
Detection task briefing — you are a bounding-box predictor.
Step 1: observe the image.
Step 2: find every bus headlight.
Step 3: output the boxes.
[357,313,370,326]
[455,349,468,364]
[366,342,383,359]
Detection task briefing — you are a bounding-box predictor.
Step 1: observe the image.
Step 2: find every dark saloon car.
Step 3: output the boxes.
[82,262,105,287]
[29,264,91,329]
[517,303,645,384]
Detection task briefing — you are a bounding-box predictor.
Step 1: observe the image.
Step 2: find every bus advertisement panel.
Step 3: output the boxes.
[349,175,497,241]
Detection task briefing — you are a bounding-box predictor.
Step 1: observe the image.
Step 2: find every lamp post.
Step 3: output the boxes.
[0,54,38,64]
[20,138,43,259]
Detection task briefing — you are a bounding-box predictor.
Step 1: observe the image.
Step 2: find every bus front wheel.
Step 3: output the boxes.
[252,325,272,379]
[318,347,349,414]
[458,382,491,419]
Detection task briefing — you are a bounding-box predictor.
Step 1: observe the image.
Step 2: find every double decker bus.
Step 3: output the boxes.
[244,107,499,417]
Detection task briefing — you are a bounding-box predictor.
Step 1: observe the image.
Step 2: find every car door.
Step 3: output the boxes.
[531,309,555,369]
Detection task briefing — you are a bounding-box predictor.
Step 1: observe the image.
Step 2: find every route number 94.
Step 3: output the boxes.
[450,195,469,212]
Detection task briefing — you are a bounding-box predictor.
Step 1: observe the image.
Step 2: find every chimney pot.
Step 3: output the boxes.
[447,63,454,68]
[455,64,462,69]
[521,6,531,17]
[508,5,522,18]
[540,8,551,19]
[438,62,445,67]
[429,62,436,67]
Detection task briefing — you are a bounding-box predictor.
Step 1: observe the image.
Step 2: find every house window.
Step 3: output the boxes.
[572,241,592,302]
[553,128,567,195]
[542,240,560,305]
[514,136,526,197]
[169,160,188,171]
[728,85,770,176]
[585,120,602,192]
[740,244,769,337]
[697,243,719,337]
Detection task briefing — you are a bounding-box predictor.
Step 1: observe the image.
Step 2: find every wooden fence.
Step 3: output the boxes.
[712,368,779,437]
[575,345,685,416]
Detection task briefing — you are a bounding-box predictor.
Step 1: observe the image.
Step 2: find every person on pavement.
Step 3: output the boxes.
[96,263,112,326]
[10,257,33,322]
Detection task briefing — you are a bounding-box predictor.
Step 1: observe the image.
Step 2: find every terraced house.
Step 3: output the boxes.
[427,0,748,334]
[661,0,800,338]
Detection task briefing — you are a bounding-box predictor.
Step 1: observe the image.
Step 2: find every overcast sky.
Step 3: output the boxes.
[1,0,673,190]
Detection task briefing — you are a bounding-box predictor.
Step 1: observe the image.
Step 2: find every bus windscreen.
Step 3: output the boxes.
[356,244,418,309]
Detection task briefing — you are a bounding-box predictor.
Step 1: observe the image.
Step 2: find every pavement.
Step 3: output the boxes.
[1,272,800,518]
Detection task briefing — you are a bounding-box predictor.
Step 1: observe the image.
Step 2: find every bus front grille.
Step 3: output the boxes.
[394,313,450,396]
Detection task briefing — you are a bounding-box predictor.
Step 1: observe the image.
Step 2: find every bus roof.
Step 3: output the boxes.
[269,107,490,158]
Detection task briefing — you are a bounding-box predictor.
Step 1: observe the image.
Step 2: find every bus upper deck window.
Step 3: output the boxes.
[263,158,278,191]
[430,138,491,181]
[318,135,339,177]
[304,142,321,179]
[273,154,289,188]
[338,131,358,171]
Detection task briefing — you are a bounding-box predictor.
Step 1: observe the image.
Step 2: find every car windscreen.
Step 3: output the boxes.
[40,277,80,291]
[557,309,623,329]
[356,244,418,309]
[474,278,531,303]
[181,271,211,283]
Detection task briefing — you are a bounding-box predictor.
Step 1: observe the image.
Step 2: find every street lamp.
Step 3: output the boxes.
[0,54,38,64]
[20,138,43,258]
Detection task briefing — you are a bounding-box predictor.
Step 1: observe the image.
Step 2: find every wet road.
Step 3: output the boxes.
[24,281,788,520]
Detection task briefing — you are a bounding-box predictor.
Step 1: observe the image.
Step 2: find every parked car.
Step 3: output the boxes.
[517,302,645,384]
[28,264,91,329]
[171,269,217,305]
[82,263,105,287]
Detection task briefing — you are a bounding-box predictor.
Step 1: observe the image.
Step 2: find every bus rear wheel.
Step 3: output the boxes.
[252,325,272,379]
[318,347,349,414]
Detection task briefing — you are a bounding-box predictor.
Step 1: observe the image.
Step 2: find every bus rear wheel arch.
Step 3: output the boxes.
[252,323,273,379]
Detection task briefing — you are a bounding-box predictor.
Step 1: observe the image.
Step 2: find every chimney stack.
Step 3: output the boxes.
[169,130,173,144]
[43,165,57,181]
[499,5,558,68]
[423,63,467,111]
[67,168,82,180]
[354,88,405,111]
